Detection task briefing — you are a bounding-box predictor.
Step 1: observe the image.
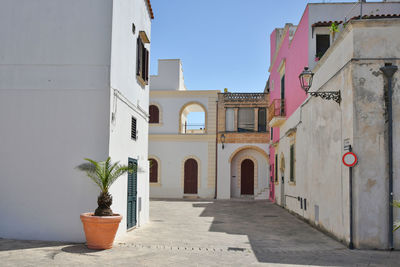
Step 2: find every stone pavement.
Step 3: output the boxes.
[1,199,400,266]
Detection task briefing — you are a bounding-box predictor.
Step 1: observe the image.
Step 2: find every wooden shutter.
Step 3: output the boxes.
[145,49,149,83]
[149,105,159,123]
[149,159,158,183]
[136,37,141,76]
[275,154,278,182]
[127,158,137,228]
[131,117,137,140]
[290,144,295,182]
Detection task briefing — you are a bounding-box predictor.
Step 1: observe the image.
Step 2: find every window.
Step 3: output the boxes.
[149,105,159,123]
[136,35,149,85]
[290,144,295,183]
[149,158,158,183]
[131,117,137,140]
[225,108,235,132]
[275,154,278,183]
[258,108,266,132]
[316,34,330,59]
[238,108,254,132]
[270,128,273,140]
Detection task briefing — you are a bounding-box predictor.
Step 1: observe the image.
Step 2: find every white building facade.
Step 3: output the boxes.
[0,0,153,242]
[149,60,218,199]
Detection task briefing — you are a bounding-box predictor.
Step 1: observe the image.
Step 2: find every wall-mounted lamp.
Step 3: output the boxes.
[299,67,341,104]
[220,134,226,149]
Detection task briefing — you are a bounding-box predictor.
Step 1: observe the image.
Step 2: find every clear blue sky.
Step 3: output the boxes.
[150,0,356,93]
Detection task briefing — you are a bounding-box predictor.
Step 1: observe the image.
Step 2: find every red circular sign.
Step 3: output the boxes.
[342,152,358,167]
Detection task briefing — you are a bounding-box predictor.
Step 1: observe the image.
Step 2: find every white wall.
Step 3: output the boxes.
[149,140,214,198]
[0,0,113,242]
[109,0,152,236]
[217,143,269,199]
[150,59,186,91]
[307,2,400,69]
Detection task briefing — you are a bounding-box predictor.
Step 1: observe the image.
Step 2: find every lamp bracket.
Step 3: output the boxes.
[308,90,341,104]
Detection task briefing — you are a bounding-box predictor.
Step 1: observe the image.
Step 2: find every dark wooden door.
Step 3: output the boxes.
[184,159,198,194]
[241,159,254,195]
[127,158,137,229]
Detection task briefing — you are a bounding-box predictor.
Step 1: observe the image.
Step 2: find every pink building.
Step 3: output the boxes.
[266,1,400,202]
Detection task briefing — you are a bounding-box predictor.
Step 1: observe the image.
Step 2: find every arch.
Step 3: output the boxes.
[149,102,162,124]
[228,145,269,163]
[148,155,161,185]
[178,101,208,134]
[237,156,258,195]
[181,155,201,193]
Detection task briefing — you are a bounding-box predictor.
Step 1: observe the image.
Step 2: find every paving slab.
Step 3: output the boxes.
[1,199,399,266]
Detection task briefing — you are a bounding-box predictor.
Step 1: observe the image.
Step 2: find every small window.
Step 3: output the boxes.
[258,108,266,132]
[316,34,330,59]
[149,158,158,183]
[290,144,295,183]
[275,154,278,183]
[238,108,254,132]
[136,36,149,85]
[131,117,137,140]
[270,128,273,140]
[149,105,159,123]
[225,108,235,132]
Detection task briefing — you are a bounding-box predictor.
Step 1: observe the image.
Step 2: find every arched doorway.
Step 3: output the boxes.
[184,158,198,194]
[241,159,254,195]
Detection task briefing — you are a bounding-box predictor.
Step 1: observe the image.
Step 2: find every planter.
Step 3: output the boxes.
[80,212,122,250]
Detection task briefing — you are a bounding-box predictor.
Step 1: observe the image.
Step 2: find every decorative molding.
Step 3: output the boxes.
[228,145,269,163]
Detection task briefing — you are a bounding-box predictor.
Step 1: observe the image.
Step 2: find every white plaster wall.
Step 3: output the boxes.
[150,59,186,91]
[217,143,269,199]
[149,140,214,198]
[308,2,400,69]
[109,0,151,237]
[0,0,113,242]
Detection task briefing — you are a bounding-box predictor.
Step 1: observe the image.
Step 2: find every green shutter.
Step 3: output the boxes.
[290,145,295,182]
[127,158,137,229]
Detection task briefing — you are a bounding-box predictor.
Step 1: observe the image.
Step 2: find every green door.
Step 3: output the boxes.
[127,158,137,229]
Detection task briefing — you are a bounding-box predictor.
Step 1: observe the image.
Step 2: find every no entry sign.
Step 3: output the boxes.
[342,152,358,167]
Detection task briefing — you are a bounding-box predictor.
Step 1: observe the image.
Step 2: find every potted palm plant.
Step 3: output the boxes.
[77,157,134,250]
[394,200,400,232]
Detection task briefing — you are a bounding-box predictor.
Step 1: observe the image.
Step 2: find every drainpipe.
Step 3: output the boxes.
[215,99,219,199]
[380,63,398,250]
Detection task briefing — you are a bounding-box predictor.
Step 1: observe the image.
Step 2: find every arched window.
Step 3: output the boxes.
[149,105,159,123]
[149,158,158,183]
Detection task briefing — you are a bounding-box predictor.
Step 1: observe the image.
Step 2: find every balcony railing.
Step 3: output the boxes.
[222,93,266,102]
[182,123,206,134]
[268,99,285,124]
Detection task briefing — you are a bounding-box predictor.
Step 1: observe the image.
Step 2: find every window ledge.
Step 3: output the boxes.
[289,181,296,186]
[150,182,161,187]
[150,122,163,126]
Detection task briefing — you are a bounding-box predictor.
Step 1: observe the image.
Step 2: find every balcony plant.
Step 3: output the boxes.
[77,157,134,249]
[329,22,339,40]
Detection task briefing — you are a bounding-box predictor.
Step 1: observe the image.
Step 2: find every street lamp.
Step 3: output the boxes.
[220,134,226,149]
[299,67,341,104]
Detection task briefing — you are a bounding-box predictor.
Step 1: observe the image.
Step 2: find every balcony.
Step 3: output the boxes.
[222,93,266,102]
[268,99,286,127]
[182,123,206,134]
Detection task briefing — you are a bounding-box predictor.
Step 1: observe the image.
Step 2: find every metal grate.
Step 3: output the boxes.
[131,117,137,140]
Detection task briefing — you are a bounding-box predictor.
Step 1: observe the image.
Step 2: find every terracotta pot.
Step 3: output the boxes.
[80,212,122,250]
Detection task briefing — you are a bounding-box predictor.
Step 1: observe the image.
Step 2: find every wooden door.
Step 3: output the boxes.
[127,158,137,229]
[241,159,254,195]
[184,159,198,194]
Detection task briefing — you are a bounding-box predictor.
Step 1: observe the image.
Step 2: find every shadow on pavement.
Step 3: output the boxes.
[0,238,72,252]
[61,244,103,255]
[191,200,390,266]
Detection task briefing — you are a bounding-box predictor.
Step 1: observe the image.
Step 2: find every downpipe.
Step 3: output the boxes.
[380,63,398,250]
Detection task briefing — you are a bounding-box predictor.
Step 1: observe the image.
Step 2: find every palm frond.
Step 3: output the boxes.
[76,157,135,193]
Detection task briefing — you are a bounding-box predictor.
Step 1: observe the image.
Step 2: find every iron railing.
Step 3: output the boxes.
[182,123,206,134]
[222,93,266,102]
[268,99,286,123]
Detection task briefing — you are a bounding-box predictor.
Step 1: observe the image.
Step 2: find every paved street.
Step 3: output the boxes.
[1,199,400,266]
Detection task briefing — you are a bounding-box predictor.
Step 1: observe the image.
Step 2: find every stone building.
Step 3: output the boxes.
[267,1,400,249]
